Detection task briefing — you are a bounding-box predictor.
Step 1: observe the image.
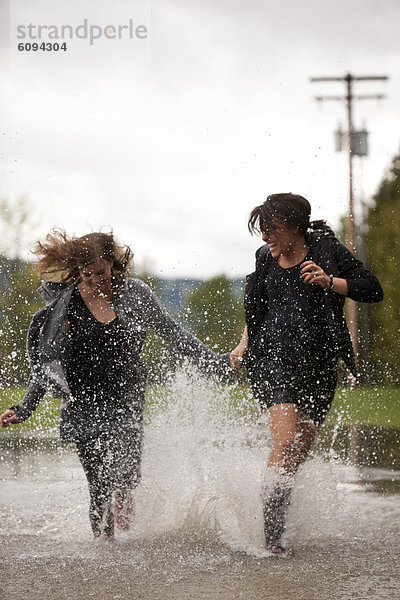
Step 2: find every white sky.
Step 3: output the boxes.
[0,0,399,278]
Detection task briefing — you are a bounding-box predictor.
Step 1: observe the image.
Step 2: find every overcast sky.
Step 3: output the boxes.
[1,0,399,278]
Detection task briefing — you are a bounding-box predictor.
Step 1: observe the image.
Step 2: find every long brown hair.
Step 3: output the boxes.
[248,193,334,236]
[33,229,133,286]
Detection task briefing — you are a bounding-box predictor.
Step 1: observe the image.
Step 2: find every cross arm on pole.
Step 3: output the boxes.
[314,94,386,103]
[310,75,389,83]
[353,76,389,82]
[310,77,346,82]
[314,95,345,102]
[354,94,387,101]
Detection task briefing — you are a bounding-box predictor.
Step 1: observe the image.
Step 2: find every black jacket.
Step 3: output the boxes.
[244,230,383,377]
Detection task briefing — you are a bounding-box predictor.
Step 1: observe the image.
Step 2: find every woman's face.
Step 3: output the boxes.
[79,259,113,295]
[261,220,301,258]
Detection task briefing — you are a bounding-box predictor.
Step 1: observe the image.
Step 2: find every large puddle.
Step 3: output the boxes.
[1,375,400,599]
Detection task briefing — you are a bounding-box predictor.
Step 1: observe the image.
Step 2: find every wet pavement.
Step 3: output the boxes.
[2,529,400,600]
[1,379,400,599]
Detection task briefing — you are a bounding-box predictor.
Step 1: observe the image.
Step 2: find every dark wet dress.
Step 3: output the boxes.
[63,286,141,441]
[250,255,338,423]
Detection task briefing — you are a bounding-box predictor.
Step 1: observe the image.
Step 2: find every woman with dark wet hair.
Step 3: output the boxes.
[0,230,229,539]
[230,193,383,556]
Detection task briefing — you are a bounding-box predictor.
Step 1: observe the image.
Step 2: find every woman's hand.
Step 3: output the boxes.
[301,260,348,295]
[301,260,330,290]
[0,409,18,428]
[230,343,247,370]
[230,326,249,370]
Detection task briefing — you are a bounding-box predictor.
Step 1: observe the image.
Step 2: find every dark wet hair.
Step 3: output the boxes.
[33,229,133,286]
[248,193,333,236]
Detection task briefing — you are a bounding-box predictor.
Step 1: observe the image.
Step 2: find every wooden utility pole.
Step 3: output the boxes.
[310,73,388,366]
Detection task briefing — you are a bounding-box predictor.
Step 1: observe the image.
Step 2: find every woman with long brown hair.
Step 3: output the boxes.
[230,193,383,556]
[0,230,229,539]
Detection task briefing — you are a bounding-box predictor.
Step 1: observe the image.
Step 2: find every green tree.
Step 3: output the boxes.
[0,197,42,385]
[183,275,245,353]
[0,258,42,385]
[364,154,400,383]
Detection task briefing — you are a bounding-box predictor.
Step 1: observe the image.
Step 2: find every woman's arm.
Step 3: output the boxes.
[2,375,47,425]
[301,261,349,295]
[136,281,231,377]
[301,239,383,303]
[230,326,248,370]
[331,238,383,302]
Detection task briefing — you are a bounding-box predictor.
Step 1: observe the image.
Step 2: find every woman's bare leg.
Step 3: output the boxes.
[267,403,319,475]
[261,403,320,551]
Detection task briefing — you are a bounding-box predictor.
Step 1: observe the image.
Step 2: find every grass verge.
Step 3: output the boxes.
[1,384,400,435]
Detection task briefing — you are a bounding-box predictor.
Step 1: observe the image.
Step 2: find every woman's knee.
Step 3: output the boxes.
[271,432,298,456]
[269,404,302,447]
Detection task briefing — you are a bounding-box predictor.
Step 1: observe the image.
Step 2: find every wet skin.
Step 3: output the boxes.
[78,259,117,324]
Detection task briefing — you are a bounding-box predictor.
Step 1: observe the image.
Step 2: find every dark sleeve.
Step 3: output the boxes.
[138,282,231,378]
[244,245,270,337]
[332,238,383,303]
[10,374,47,423]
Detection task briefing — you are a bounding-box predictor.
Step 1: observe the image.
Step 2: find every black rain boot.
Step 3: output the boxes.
[261,470,293,554]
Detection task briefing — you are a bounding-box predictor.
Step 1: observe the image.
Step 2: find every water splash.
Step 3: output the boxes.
[133,369,380,555]
[1,368,399,558]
